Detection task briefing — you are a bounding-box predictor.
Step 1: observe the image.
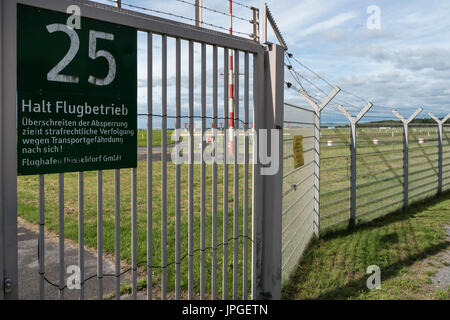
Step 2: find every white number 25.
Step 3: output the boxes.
[46,24,116,86]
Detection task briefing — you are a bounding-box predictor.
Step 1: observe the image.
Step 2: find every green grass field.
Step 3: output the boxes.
[137,129,175,147]
[17,126,450,298]
[319,125,450,230]
[281,191,450,300]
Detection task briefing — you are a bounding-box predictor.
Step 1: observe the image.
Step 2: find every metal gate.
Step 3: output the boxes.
[1,0,285,300]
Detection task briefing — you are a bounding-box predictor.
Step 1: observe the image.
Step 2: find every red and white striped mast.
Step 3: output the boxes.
[228,0,235,155]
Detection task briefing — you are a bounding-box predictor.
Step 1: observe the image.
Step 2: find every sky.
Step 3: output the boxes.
[90,0,450,126]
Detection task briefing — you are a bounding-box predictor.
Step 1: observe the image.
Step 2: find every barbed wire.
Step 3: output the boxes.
[285,52,351,113]
[201,0,254,10]
[102,0,251,37]
[175,0,251,22]
[39,234,253,292]
[285,53,368,112]
[286,53,335,90]
[284,48,431,116]
[137,113,250,127]
[230,0,253,9]
[286,52,372,109]
[284,62,331,99]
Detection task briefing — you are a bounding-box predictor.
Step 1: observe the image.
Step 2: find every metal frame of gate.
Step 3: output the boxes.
[1,0,285,300]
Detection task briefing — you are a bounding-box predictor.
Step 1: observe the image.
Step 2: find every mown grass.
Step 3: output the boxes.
[318,125,450,229]
[137,129,175,147]
[281,124,450,284]
[281,191,450,300]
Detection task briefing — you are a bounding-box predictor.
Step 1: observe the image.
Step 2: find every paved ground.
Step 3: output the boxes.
[138,146,251,163]
[431,226,450,290]
[18,218,131,300]
[138,146,174,162]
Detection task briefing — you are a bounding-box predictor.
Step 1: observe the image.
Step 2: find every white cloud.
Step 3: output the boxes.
[91,0,450,118]
[299,11,359,38]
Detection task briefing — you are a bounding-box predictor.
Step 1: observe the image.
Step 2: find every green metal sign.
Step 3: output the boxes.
[17,4,137,175]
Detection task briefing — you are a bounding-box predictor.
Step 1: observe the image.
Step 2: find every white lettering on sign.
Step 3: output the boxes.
[46,26,116,86]
[21,99,129,118]
[46,24,80,83]
[88,31,117,86]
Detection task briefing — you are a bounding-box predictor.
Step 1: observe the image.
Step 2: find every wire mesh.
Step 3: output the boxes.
[408,125,439,204]
[320,122,351,229]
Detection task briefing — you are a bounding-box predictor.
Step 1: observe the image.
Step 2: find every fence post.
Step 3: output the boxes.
[250,7,260,43]
[298,88,340,237]
[195,0,202,28]
[1,0,18,300]
[251,52,263,300]
[255,43,284,300]
[313,111,321,237]
[0,0,4,300]
[392,108,423,209]
[428,112,450,194]
[338,103,373,229]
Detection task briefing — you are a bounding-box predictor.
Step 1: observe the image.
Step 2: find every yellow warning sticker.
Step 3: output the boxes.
[293,136,304,169]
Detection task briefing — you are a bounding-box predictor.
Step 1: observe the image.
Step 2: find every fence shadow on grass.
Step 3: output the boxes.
[282,191,450,300]
[312,240,448,300]
[321,190,450,241]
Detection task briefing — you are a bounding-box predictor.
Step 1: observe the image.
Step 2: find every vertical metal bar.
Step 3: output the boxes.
[200,42,207,300]
[251,52,264,301]
[1,0,18,300]
[195,0,202,28]
[38,175,45,300]
[313,112,320,237]
[222,47,229,300]
[114,169,120,300]
[233,50,239,300]
[390,109,421,207]
[243,52,249,300]
[161,34,168,301]
[0,0,4,300]
[259,44,284,300]
[78,172,84,300]
[59,173,65,300]
[147,32,153,301]
[403,123,409,209]
[349,122,357,228]
[97,171,103,300]
[131,168,137,300]
[438,123,443,193]
[188,39,194,300]
[211,44,218,300]
[175,37,181,300]
[262,4,267,45]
